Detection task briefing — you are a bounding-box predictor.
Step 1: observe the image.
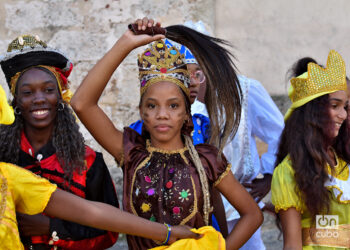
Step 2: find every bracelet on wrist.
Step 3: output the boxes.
[162,223,172,245]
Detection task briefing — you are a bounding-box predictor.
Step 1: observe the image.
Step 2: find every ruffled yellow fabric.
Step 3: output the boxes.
[0,162,57,249]
[272,156,350,249]
[271,157,305,213]
[150,226,225,250]
[0,86,14,125]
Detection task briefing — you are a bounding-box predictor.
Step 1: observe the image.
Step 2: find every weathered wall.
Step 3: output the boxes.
[0,2,214,248]
[0,0,214,173]
[215,0,350,95]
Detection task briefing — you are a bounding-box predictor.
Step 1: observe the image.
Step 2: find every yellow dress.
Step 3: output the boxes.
[150,226,225,250]
[0,162,57,250]
[272,156,350,249]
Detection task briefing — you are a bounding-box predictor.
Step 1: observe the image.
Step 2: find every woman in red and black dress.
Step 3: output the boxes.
[0,35,119,250]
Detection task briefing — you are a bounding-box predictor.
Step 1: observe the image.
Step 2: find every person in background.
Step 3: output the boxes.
[130,21,232,237]
[190,20,284,249]
[0,82,199,250]
[71,18,263,249]
[0,34,119,249]
[271,50,350,249]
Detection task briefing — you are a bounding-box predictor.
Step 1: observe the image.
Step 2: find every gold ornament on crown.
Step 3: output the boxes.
[290,50,347,103]
[138,40,190,97]
[7,35,47,52]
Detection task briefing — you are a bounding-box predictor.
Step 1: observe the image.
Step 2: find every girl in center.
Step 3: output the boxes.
[71,18,263,249]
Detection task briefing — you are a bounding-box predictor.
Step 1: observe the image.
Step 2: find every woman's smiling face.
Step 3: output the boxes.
[328,90,348,138]
[15,67,60,131]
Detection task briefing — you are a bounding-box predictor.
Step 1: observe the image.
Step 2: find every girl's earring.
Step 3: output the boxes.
[14,106,21,115]
[58,102,65,112]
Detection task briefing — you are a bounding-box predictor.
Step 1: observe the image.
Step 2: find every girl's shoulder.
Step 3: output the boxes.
[272,156,296,188]
[195,143,223,163]
[121,127,149,168]
[195,143,231,185]
[271,156,305,213]
[123,127,147,152]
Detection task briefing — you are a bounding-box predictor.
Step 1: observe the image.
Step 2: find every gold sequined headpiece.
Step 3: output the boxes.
[138,40,190,98]
[0,35,73,103]
[285,50,347,120]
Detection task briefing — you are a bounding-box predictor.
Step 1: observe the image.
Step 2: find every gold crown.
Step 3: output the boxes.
[7,35,47,52]
[138,40,190,97]
[290,50,346,103]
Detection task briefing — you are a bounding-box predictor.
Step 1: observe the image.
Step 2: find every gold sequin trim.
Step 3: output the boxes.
[7,34,47,52]
[139,68,188,77]
[327,185,350,204]
[184,135,211,225]
[130,153,153,216]
[274,205,304,214]
[290,50,347,103]
[180,176,198,225]
[140,76,190,98]
[214,164,232,187]
[0,171,8,224]
[146,140,188,155]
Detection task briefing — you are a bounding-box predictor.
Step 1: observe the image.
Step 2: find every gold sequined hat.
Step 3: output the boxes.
[0,35,73,103]
[284,50,347,120]
[138,40,190,98]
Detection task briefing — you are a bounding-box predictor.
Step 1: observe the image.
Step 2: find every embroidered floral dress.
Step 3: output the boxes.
[121,128,231,249]
[271,155,350,249]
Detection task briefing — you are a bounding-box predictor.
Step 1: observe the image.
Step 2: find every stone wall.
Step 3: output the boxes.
[215,0,350,95]
[0,0,214,173]
[0,2,215,248]
[2,1,346,249]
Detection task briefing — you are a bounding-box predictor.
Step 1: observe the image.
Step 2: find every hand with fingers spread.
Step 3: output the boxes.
[242,174,272,203]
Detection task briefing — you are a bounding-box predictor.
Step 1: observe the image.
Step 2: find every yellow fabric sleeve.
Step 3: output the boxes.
[2,163,57,214]
[271,157,305,213]
[0,85,15,125]
[150,226,225,250]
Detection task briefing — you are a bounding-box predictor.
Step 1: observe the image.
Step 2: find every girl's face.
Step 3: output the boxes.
[15,67,60,131]
[328,90,348,138]
[140,81,189,149]
[187,63,205,104]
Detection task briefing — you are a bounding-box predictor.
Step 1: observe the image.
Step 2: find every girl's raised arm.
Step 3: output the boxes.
[216,172,264,249]
[71,18,164,161]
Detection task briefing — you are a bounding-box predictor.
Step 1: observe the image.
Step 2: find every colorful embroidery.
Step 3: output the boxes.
[0,172,8,223]
[179,189,191,202]
[150,215,156,222]
[145,176,152,183]
[166,181,173,189]
[173,206,181,214]
[130,142,201,227]
[147,188,155,196]
[141,202,151,213]
[163,188,174,201]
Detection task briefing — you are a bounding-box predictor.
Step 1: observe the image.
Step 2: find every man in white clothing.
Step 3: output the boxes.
[192,75,284,250]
